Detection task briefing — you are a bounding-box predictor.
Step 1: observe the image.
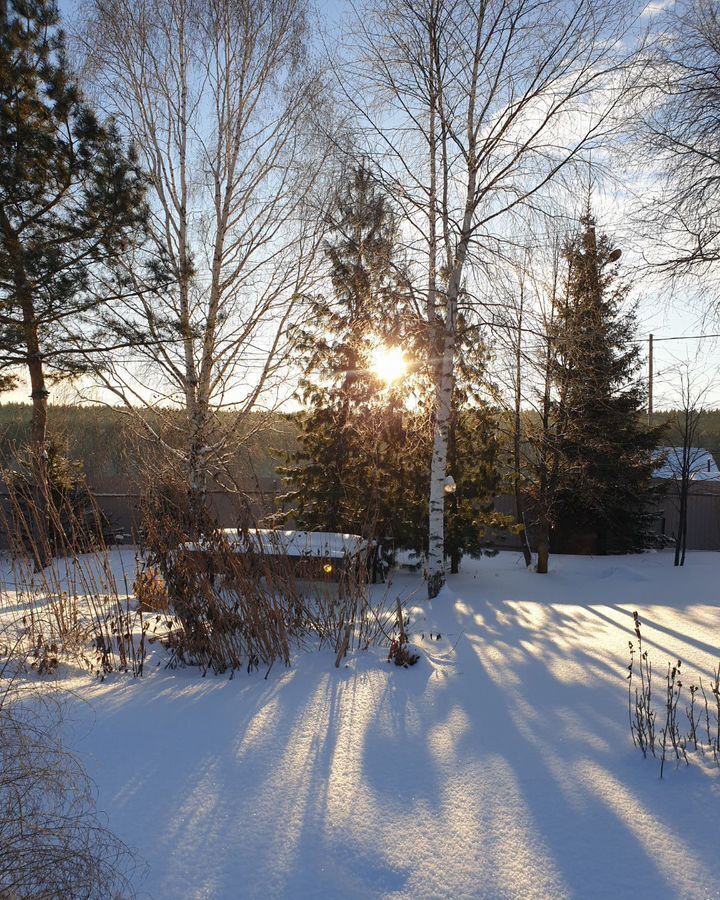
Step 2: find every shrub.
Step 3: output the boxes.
[0,652,140,898]
[628,612,719,777]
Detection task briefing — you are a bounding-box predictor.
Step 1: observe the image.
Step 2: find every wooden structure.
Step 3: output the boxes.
[181,529,372,587]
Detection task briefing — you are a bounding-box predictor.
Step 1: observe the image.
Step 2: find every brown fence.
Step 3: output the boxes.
[655,481,720,552]
[490,482,720,553]
[0,477,285,548]
[2,480,719,553]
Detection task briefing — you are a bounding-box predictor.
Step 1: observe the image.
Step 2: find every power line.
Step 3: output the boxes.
[644,333,720,343]
[646,331,720,421]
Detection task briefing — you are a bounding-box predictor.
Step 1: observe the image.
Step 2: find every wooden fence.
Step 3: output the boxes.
[2,479,718,553]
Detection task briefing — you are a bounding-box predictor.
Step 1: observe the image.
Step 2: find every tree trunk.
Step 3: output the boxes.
[26,334,51,568]
[513,293,533,567]
[26,344,48,451]
[427,323,454,598]
[450,547,460,575]
[536,519,550,574]
[187,415,209,537]
[428,358,452,600]
[675,476,689,567]
[426,205,473,598]
[675,439,691,567]
[11,229,52,567]
[1,213,49,452]
[516,501,533,568]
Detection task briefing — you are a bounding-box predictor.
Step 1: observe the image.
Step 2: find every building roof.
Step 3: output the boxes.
[653,447,720,481]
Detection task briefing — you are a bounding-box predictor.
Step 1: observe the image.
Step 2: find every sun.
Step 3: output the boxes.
[370,344,408,385]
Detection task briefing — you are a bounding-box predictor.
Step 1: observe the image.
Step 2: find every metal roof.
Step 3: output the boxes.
[653,448,720,481]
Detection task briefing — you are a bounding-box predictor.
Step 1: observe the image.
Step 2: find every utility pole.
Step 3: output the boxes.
[648,333,653,424]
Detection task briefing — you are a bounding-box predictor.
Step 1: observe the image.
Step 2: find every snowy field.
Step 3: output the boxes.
[4,549,720,899]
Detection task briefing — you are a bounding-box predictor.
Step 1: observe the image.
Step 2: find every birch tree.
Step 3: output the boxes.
[500,235,573,574]
[492,258,535,568]
[80,0,330,522]
[344,0,646,596]
[637,0,720,309]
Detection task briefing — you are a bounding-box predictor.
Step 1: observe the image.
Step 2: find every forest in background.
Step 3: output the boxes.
[2,402,718,492]
[0,404,298,486]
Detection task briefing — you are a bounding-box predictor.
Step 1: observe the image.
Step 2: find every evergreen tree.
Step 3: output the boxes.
[551,213,662,553]
[445,323,505,572]
[281,166,503,570]
[0,0,147,454]
[4,439,107,555]
[279,165,421,539]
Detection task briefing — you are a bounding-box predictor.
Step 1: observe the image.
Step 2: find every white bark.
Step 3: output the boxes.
[427,322,454,595]
[79,0,331,512]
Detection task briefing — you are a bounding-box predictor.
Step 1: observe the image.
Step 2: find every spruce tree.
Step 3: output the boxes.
[551,213,662,554]
[279,165,420,538]
[445,324,504,572]
[0,0,147,453]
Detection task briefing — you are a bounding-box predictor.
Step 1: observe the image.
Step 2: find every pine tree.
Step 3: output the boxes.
[0,0,147,454]
[550,213,662,554]
[0,0,147,563]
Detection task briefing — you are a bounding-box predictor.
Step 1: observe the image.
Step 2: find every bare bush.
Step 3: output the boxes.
[139,474,401,674]
[627,612,718,778]
[2,453,406,680]
[0,653,139,898]
[1,470,147,678]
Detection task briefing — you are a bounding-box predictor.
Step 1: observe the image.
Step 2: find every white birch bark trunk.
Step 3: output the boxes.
[427,322,455,598]
[426,232,469,598]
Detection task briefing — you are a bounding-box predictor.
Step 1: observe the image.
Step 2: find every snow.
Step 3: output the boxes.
[654,447,720,481]
[3,549,720,899]
[184,529,370,559]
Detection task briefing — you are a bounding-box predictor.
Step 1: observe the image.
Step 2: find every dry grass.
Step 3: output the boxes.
[1,472,147,678]
[628,612,719,777]
[139,477,400,675]
[1,464,404,679]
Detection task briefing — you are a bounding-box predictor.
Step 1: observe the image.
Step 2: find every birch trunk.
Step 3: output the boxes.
[427,323,454,598]
[426,221,472,597]
[426,6,481,598]
[513,286,533,567]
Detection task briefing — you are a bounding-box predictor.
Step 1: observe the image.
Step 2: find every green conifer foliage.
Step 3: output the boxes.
[445,324,504,572]
[0,0,147,450]
[279,165,422,539]
[551,213,663,553]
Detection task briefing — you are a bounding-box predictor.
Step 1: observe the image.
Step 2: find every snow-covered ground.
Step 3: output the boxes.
[4,549,720,899]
